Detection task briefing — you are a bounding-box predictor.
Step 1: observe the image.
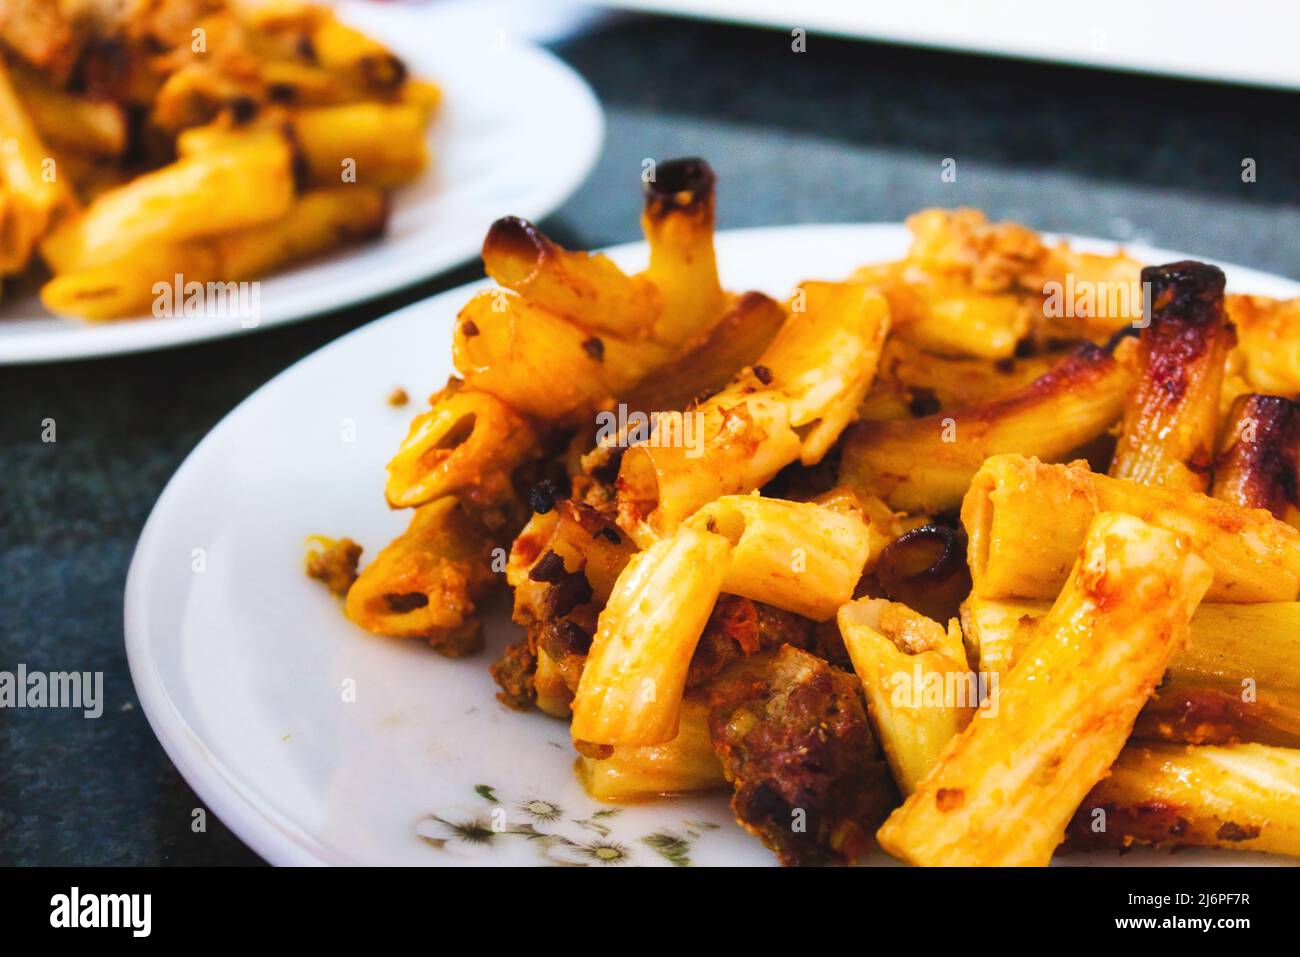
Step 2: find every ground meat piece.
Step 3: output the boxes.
[490,639,537,710]
[686,597,817,688]
[306,537,362,597]
[706,645,897,866]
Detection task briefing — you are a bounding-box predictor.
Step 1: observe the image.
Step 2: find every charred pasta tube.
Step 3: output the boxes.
[963,597,1300,747]
[482,160,726,347]
[838,599,975,796]
[619,291,787,415]
[873,524,971,624]
[1109,261,1236,492]
[570,525,732,747]
[480,215,663,341]
[615,282,889,545]
[685,495,873,622]
[962,454,1300,602]
[344,497,498,656]
[877,512,1213,866]
[840,343,1133,513]
[1212,394,1300,528]
[1067,742,1300,857]
[640,158,726,344]
[385,381,541,509]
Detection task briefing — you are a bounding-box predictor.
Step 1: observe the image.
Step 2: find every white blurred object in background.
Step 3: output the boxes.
[593,0,1300,90]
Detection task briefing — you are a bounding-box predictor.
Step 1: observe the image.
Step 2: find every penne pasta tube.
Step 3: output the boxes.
[41,134,295,273]
[686,495,873,622]
[1036,245,1146,341]
[810,485,906,577]
[213,185,387,277]
[1110,261,1236,492]
[0,188,42,274]
[577,694,727,801]
[570,525,732,747]
[399,78,443,121]
[452,289,654,421]
[13,66,127,157]
[962,454,1300,602]
[891,281,1033,359]
[962,596,1300,748]
[0,58,74,267]
[857,338,1061,421]
[615,282,889,546]
[618,291,787,415]
[764,281,891,463]
[480,215,663,340]
[1066,742,1300,857]
[309,13,407,90]
[1212,394,1300,528]
[534,647,576,719]
[616,390,799,548]
[344,497,499,656]
[877,512,1213,866]
[41,188,387,320]
[293,103,429,187]
[840,343,1134,513]
[1227,293,1300,397]
[40,244,222,320]
[641,157,726,345]
[384,381,540,509]
[838,599,975,796]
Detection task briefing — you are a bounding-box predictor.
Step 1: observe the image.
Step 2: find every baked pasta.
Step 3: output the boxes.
[0,0,438,320]
[312,168,1300,866]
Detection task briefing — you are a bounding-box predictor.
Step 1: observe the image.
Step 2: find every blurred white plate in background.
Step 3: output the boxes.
[597,0,1300,90]
[0,0,603,364]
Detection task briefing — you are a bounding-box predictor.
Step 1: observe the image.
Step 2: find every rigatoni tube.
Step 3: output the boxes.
[838,599,975,796]
[1110,261,1236,492]
[1067,742,1300,857]
[962,597,1300,748]
[686,495,872,622]
[615,282,889,546]
[1212,394,1300,528]
[961,454,1300,602]
[840,343,1133,514]
[570,525,732,747]
[877,512,1212,866]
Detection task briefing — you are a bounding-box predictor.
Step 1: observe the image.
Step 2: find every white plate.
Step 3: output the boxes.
[125,223,1300,866]
[0,1,603,365]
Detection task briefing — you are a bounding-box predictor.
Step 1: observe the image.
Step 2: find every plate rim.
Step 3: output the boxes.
[124,221,1300,866]
[0,11,604,366]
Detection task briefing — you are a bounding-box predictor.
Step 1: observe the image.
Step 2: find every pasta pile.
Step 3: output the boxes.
[312,160,1300,866]
[0,0,438,320]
